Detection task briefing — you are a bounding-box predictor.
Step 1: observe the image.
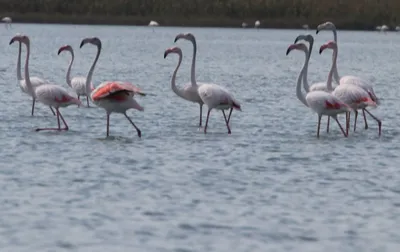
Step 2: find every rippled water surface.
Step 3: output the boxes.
[0,23,399,251]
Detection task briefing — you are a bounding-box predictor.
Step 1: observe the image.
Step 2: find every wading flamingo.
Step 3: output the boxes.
[10,38,55,116]
[286,43,350,138]
[2,17,11,29]
[10,35,81,131]
[316,21,380,130]
[58,45,94,107]
[173,32,206,126]
[80,37,146,138]
[320,41,381,136]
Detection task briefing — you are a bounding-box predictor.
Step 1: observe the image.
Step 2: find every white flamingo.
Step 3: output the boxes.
[164,46,241,133]
[10,35,81,131]
[316,21,380,131]
[2,17,11,29]
[148,20,159,26]
[255,20,260,29]
[58,45,94,107]
[10,37,55,116]
[320,41,381,136]
[286,43,350,138]
[173,33,211,126]
[80,37,146,138]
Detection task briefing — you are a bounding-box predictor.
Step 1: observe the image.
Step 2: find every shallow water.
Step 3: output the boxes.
[0,24,399,251]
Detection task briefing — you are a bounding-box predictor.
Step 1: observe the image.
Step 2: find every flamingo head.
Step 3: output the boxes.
[58,45,73,55]
[319,41,337,54]
[174,33,195,43]
[286,43,308,55]
[294,34,314,54]
[9,34,29,45]
[164,47,182,59]
[316,21,336,34]
[80,37,101,49]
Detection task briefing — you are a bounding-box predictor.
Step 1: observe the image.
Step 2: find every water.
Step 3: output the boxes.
[0,23,398,251]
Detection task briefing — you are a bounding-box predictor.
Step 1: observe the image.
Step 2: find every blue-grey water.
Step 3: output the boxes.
[0,23,398,251]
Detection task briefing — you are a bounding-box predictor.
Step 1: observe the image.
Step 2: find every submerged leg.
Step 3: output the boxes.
[204,109,211,134]
[86,96,90,107]
[316,114,322,138]
[106,113,110,137]
[31,98,35,116]
[364,108,382,136]
[354,110,358,132]
[198,104,202,127]
[124,113,142,138]
[362,109,369,129]
[326,116,330,133]
[222,110,231,134]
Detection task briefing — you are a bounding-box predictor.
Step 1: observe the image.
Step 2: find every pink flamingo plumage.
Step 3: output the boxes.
[80,37,146,138]
[10,35,81,131]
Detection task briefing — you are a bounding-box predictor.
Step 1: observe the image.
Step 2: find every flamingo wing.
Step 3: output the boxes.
[333,85,377,108]
[92,81,145,101]
[340,75,379,104]
[198,84,241,110]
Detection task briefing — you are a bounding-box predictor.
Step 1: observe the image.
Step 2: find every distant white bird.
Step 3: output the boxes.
[255,20,260,29]
[302,24,309,30]
[376,24,389,33]
[2,16,11,29]
[242,22,248,28]
[148,20,159,26]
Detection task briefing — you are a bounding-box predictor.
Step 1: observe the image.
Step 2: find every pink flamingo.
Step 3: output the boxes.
[57,45,95,107]
[79,37,146,138]
[319,41,381,136]
[10,36,55,116]
[286,43,350,138]
[164,47,241,134]
[10,35,81,131]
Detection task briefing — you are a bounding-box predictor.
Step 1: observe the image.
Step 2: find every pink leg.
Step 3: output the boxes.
[198,104,202,127]
[35,108,68,131]
[326,116,330,133]
[106,113,110,137]
[353,110,358,131]
[222,110,231,134]
[124,113,141,138]
[227,108,233,124]
[204,109,211,134]
[334,116,348,137]
[364,108,381,136]
[362,109,369,129]
[316,115,322,138]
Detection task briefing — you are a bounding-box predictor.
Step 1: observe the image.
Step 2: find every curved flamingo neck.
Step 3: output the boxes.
[23,40,34,97]
[189,38,197,86]
[296,49,309,107]
[171,53,186,99]
[331,28,340,83]
[85,44,101,96]
[65,50,74,87]
[17,42,22,80]
[327,47,338,91]
[302,41,313,93]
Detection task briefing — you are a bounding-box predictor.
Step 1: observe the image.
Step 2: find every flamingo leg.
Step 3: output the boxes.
[326,116,330,133]
[222,110,231,134]
[86,96,90,107]
[124,113,142,138]
[316,114,322,138]
[346,112,351,136]
[362,109,369,129]
[364,108,382,136]
[31,98,35,116]
[204,109,211,134]
[77,95,81,107]
[334,116,348,137]
[106,113,110,137]
[354,110,358,132]
[227,108,233,124]
[198,104,203,127]
[35,108,68,131]
[49,106,56,116]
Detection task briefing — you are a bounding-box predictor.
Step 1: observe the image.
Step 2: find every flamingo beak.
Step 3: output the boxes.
[57,48,63,55]
[163,51,168,58]
[319,45,327,54]
[286,47,294,55]
[9,38,15,45]
[79,40,86,48]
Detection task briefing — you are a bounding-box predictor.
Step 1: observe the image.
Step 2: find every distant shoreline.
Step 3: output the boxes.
[2,13,397,31]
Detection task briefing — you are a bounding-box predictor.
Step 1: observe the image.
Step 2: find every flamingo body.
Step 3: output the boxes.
[35,84,81,108]
[198,84,241,111]
[306,90,351,116]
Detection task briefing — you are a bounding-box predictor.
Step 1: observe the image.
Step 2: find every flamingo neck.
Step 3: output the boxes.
[327,47,338,91]
[23,41,34,97]
[85,44,101,97]
[302,41,313,93]
[296,49,309,107]
[332,29,340,83]
[190,38,197,86]
[171,53,186,99]
[17,42,22,80]
[65,50,74,87]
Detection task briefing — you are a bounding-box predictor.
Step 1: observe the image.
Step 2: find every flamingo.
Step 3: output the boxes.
[10,35,81,131]
[255,20,260,29]
[10,36,55,116]
[320,41,381,136]
[80,37,146,138]
[148,20,159,26]
[286,43,350,138]
[316,21,380,131]
[173,32,210,126]
[294,34,337,132]
[57,45,94,107]
[2,17,11,29]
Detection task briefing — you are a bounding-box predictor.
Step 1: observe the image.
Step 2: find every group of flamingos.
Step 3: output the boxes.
[287,21,381,138]
[10,33,241,137]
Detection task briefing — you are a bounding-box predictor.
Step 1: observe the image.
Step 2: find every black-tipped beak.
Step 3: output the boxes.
[79,41,85,48]
[164,52,168,58]
[286,48,291,55]
[174,37,178,43]
[319,48,323,54]
[316,30,319,34]
[57,49,62,55]
[9,39,14,45]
